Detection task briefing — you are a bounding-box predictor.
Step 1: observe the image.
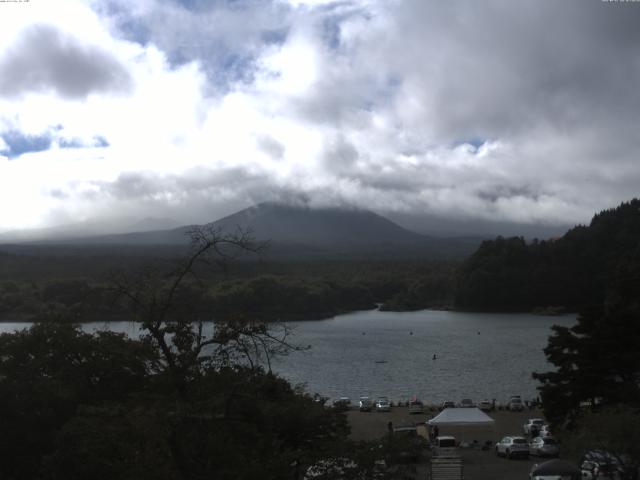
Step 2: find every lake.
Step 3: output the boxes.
[0,309,574,405]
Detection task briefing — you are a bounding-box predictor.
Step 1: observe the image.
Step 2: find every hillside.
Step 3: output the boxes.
[34,202,481,259]
[455,198,640,311]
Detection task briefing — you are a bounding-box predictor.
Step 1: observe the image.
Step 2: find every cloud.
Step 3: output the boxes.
[0,130,53,158]
[1,0,640,235]
[95,0,292,92]
[0,24,132,99]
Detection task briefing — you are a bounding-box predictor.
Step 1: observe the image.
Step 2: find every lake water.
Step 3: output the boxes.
[0,309,574,405]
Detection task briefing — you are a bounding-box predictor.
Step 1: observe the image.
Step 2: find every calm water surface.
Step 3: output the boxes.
[0,309,574,405]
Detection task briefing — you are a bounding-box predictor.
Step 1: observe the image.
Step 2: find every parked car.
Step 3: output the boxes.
[375,397,391,412]
[529,436,560,457]
[529,459,580,480]
[459,398,474,408]
[508,396,524,411]
[523,418,545,436]
[432,435,459,458]
[580,450,638,480]
[333,397,351,411]
[539,424,552,437]
[441,401,456,410]
[479,399,493,411]
[408,399,424,414]
[495,436,529,459]
[358,396,373,412]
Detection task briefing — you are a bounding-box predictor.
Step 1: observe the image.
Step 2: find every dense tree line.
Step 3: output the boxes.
[533,243,640,469]
[456,199,640,311]
[0,257,457,321]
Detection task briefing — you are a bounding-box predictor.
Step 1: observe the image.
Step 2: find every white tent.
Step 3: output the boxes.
[428,407,495,426]
[427,408,495,444]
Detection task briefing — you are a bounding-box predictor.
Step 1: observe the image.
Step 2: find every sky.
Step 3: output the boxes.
[0,0,639,236]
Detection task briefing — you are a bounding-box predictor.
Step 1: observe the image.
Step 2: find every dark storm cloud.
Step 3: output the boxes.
[380,0,640,140]
[67,165,307,225]
[0,24,132,99]
[82,166,288,204]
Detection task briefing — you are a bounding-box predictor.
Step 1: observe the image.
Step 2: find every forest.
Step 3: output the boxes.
[1,199,640,322]
[455,199,640,312]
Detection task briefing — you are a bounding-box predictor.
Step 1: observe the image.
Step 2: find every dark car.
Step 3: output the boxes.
[408,399,424,414]
[358,396,373,412]
[530,459,580,480]
[581,450,639,480]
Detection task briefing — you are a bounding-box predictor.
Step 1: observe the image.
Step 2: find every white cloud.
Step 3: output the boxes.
[1,0,639,234]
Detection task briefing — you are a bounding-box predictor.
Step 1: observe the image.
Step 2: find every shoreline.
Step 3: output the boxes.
[0,306,576,324]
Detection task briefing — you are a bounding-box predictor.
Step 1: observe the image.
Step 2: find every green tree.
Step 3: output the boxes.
[533,247,640,427]
[0,323,155,480]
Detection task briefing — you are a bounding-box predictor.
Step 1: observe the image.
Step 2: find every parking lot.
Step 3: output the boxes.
[347,406,552,479]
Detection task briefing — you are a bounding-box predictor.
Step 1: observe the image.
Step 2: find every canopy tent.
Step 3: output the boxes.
[428,408,495,426]
[427,408,496,444]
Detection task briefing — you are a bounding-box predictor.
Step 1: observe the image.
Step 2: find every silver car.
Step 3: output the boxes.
[495,436,529,459]
[375,396,391,412]
[529,436,560,457]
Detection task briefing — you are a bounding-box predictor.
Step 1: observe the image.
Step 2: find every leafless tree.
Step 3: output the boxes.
[110,225,304,396]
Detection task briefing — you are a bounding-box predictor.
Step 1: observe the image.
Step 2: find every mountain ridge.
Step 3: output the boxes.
[9,202,482,259]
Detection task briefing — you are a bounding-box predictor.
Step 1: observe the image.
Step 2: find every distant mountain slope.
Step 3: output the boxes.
[36,202,481,258]
[455,198,640,311]
[211,202,428,247]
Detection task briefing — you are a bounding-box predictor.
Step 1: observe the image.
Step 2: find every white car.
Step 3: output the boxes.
[529,436,560,457]
[432,435,458,458]
[508,396,524,411]
[479,399,493,411]
[495,436,529,459]
[375,397,391,412]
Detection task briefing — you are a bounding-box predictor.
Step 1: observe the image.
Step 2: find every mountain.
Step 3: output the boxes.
[212,202,431,248]
[0,216,181,243]
[26,202,482,259]
[126,217,181,232]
